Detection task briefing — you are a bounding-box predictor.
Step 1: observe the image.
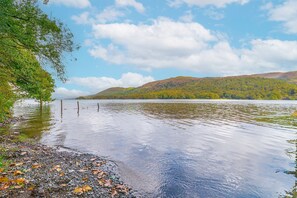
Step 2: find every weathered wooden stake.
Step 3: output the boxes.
[40,99,43,112]
[97,103,100,112]
[61,100,63,118]
[77,101,80,114]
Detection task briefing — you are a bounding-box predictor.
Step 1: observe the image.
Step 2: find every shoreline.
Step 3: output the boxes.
[0,134,135,197]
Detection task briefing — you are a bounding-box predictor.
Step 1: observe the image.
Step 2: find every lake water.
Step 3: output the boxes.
[2,99,297,197]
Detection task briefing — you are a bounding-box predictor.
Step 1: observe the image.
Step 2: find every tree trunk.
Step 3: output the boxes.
[40,99,43,111]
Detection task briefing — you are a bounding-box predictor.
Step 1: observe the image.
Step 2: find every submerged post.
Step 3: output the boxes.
[77,101,80,114]
[97,103,100,112]
[40,99,43,112]
[61,100,63,117]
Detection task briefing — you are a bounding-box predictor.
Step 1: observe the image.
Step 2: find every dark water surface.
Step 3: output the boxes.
[3,99,297,197]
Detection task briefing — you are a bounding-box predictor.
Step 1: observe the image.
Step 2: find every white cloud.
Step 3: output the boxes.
[266,0,297,34]
[204,8,224,20]
[72,0,144,25]
[53,87,89,99]
[240,39,297,73]
[95,7,126,23]
[179,11,194,22]
[49,0,91,8]
[72,7,126,25]
[68,72,155,92]
[115,0,145,13]
[88,18,297,75]
[168,0,249,8]
[71,12,92,24]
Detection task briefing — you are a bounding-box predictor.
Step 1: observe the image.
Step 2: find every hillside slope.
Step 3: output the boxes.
[79,72,297,100]
[248,71,297,83]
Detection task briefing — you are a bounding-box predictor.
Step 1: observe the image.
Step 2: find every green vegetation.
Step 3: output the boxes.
[255,111,297,129]
[0,0,76,122]
[256,113,297,197]
[256,116,297,128]
[0,156,3,168]
[80,76,297,100]
[0,146,9,169]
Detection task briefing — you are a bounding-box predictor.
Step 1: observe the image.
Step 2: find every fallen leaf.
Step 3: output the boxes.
[20,152,27,156]
[92,169,101,175]
[15,162,24,166]
[0,177,9,183]
[73,185,92,195]
[98,178,113,188]
[92,169,106,178]
[14,178,27,185]
[111,188,118,197]
[9,163,22,167]
[98,179,105,186]
[104,179,112,188]
[94,161,106,167]
[82,177,88,182]
[0,183,10,190]
[60,184,67,187]
[13,185,22,189]
[98,172,106,178]
[73,187,83,195]
[82,185,92,192]
[52,165,62,172]
[32,163,41,169]
[28,185,35,191]
[115,184,125,189]
[13,170,23,176]
[59,172,65,177]
[0,168,4,173]
[115,184,130,194]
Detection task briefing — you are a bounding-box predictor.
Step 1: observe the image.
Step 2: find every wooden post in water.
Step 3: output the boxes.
[77,101,80,114]
[40,99,43,112]
[97,103,100,112]
[61,100,63,118]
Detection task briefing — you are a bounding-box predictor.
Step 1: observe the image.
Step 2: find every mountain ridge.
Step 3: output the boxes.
[78,71,297,100]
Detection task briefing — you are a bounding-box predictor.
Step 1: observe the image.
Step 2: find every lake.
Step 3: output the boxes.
[2,99,297,197]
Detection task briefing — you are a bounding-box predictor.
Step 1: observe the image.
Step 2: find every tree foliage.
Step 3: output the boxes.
[0,0,76,122]
[81,77,297,100]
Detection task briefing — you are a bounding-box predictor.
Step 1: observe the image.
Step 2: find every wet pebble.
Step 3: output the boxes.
[0,139,136,198]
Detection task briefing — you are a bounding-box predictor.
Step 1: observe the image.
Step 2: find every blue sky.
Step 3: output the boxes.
[41,0,297,98]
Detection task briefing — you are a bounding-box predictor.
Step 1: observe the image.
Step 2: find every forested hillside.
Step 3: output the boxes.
[249,71,297,84]
[79,76,297,100]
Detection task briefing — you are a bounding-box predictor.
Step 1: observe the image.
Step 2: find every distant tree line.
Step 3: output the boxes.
[83,77,297,100]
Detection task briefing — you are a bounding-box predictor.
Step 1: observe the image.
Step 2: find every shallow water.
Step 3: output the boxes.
[3,99,297,197]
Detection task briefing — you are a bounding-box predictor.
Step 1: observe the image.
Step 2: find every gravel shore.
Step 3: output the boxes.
[0,135,135,198]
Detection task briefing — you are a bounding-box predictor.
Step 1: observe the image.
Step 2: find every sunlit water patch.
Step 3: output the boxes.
[2,99,297,197]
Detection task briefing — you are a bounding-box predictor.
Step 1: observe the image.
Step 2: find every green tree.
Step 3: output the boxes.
[0,0,77,122]
[0,0,78,80]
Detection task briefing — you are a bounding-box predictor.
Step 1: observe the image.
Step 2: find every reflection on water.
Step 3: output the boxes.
[3,99,297,197]
[284,139,297,197]
[0,102,52,140]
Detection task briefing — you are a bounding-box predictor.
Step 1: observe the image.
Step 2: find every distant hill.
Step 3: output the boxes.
[248,71,297,84]
[81,87,129,99]
[140,76,200,89]
[78,71,297,100]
